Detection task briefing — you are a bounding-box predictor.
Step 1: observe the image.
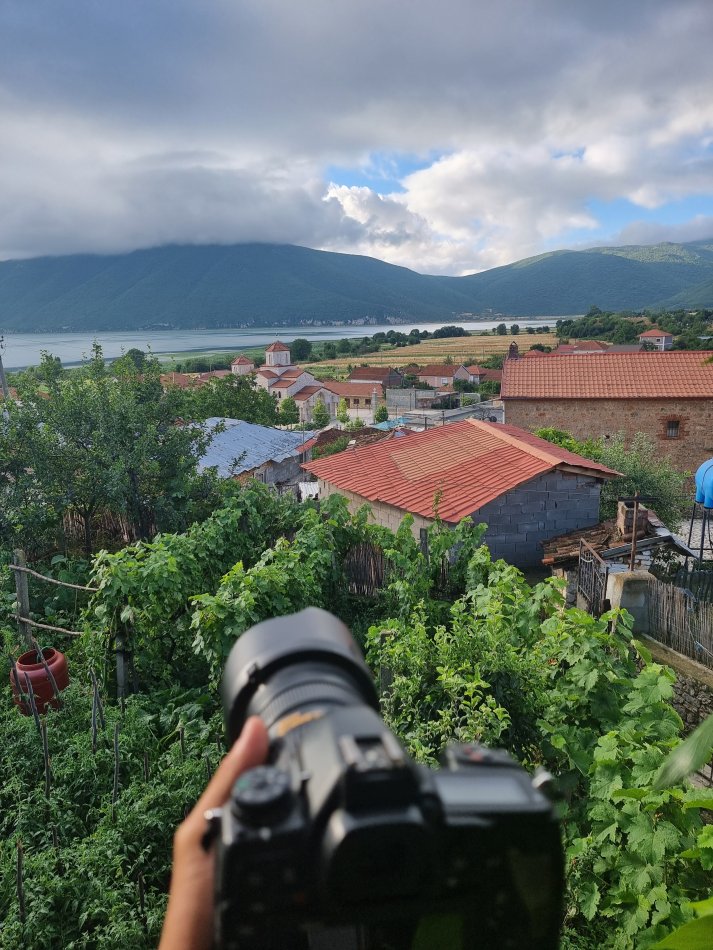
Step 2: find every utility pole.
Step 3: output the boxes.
[0,337,10,422]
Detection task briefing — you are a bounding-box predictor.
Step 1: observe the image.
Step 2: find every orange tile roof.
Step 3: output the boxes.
[639,328,671,338]
[323,381,384,397]
[416,364,465,377]
[348,367,402,382]
[231,354,254,365]
[465,364,485,374]
[266,341,290,352]
[501,351,713,399]
[303,419,618,522]
[293,385,324,401]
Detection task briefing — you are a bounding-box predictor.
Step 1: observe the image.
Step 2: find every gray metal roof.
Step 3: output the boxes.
[198,418,315,477]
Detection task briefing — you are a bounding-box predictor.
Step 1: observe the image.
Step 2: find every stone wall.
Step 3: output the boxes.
[642,636,713,734]
[503,397,713,473]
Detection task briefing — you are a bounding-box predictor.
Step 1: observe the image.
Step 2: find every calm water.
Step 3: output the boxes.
[0,318,566,370]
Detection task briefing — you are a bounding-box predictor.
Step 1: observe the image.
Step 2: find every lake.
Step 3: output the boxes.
[0,318,567,370]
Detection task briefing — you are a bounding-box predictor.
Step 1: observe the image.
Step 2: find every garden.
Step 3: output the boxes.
[1,484,712,948]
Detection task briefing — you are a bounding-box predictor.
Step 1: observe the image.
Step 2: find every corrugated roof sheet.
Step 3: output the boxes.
[303,419,618,522]
[501,351,713,399]
[199,419,314,477]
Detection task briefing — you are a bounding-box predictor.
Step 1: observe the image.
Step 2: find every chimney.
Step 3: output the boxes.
[507,342,520,360]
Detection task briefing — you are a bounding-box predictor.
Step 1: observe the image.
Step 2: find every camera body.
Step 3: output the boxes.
[215,609,563,949]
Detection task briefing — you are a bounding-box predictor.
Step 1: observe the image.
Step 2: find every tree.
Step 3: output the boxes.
[496,323,507,335]
[176,374,278,426]
[443,354,454,365]
[322,342,337,360]
[278,396,299,426]
[123,348,146,370]
[535,428,690,528]
[311,398,330,428]
[1,346,216,555]
[337,338,353,354]
[336,398,349,425]
[290,338,312,361]
[510,324,520,335]
[374,404,389,423]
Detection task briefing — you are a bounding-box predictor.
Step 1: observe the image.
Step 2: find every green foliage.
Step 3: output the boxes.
[277,395,299,426]
[374,404,389,423]
[496,322,508,335]
[290,338,312,361]
[174,373,278,426]
[310,398,330,428]
[0,346,220,556]
[311,435,350,459]
[3,487,712,948]
[336,397,349,425]
[535,428,690,528]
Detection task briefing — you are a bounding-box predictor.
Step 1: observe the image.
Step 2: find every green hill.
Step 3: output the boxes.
[1,238,712,330]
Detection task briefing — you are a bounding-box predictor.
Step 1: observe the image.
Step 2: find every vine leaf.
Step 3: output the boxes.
[654,713,713,789]
[650,915,713,949]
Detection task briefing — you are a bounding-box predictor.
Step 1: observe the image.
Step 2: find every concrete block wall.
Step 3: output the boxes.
[472,470,602,567]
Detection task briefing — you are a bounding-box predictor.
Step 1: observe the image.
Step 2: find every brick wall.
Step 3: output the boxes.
[316,469,602,569]
[504,398,713,473]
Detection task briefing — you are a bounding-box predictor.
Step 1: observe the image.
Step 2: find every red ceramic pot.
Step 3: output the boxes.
[10,647,69,715]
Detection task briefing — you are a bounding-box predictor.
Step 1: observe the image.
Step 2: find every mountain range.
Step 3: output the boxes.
[1,238,712,331]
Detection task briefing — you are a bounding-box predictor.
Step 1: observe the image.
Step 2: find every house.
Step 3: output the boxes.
[416,364,471,387]
[464,365,484,383]
[303,418,619,568]
[322,381,384,421]
[198,418,315,485]
[231,354,255,375]
[639,328,674,350]
[501,350,713,473]
[347,366,404,387]
[253,342,338,422]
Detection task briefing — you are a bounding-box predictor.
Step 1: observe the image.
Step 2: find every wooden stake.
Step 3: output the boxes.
[16,840,25,924]
[23,672,41,733]
[13,549,32,650]
[112,723,120,818]
[41,720,51,798]
[31,637,63,709]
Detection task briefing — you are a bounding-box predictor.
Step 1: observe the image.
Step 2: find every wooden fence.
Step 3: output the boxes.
[648,577,713,671]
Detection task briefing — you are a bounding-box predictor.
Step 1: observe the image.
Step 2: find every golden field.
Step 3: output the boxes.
[305,331,557,376]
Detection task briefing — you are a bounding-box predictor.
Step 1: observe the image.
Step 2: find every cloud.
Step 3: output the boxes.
[0,0,712,271]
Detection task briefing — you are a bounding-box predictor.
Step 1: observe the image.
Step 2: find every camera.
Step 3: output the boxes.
[213,608,563,949]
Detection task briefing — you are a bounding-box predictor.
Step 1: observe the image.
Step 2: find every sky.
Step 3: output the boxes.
[1,0,713,275]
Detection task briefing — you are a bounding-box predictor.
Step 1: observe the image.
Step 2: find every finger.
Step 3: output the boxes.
[195,716,269,814]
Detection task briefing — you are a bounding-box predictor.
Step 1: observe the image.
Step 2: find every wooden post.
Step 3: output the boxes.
[628,492,640,572]
[13,550,33,650]
[115,629,128,710]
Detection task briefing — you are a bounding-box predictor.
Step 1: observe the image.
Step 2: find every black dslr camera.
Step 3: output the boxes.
[214,608,563,949]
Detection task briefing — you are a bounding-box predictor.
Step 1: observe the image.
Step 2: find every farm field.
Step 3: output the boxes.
[305,331,558,375]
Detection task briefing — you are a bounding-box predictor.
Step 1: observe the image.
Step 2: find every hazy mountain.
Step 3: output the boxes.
[1,239,712,331]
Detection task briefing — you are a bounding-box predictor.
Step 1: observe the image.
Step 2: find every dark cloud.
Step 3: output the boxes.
[0,0,712,270]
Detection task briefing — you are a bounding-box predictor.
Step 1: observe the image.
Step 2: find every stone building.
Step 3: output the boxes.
[302,419,618,568]
[501,351,713,473]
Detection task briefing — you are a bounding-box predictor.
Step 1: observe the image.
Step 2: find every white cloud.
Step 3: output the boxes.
[0,0,712,271]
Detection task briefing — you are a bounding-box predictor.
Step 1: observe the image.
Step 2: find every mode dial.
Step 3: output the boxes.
[231,765,292,825]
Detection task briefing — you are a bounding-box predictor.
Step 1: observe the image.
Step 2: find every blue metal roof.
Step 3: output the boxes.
[198,418,315,477]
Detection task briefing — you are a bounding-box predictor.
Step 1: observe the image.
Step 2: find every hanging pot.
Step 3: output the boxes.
[10,647,69,715]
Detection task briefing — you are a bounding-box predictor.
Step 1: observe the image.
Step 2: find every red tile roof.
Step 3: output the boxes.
[348,366,402,382]
[303,419,618,522]
[465,364,485,375]
[416,364,465,377]
[266,341,290,352]
[639,328,671,338]
[293,385,324,401]
[501,351,713,399]
[231,354,254,365]
[323,381,383,397]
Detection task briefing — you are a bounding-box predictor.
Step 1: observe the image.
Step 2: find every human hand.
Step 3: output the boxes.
[159,716,269,950]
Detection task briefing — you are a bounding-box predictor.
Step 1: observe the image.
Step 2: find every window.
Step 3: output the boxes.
[666,420,680,439]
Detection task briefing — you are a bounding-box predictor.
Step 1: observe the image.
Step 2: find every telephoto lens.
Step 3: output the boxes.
[215,608,563,950]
